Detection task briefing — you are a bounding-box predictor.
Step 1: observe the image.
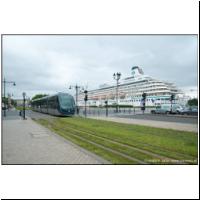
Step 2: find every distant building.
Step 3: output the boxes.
[15,99,23,106]
[15,98,31,107]
[78,66,184,107]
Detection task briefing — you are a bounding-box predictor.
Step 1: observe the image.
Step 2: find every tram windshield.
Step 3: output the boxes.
[59,94,75,109]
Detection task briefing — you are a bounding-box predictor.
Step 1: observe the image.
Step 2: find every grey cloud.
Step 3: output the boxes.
[2,35,197,99]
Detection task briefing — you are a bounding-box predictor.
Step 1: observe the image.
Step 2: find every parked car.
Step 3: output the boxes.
[179,106,198,116]
[151,106,169,114]
[151,104,184,114]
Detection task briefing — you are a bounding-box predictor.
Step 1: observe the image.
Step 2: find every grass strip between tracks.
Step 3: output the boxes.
[34,116,197,164]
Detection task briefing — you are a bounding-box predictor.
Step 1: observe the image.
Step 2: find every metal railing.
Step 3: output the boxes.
[78,107,152,117]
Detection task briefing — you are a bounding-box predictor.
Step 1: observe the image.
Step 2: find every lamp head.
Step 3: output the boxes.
[22,92,26,98]
[117,72,121,78]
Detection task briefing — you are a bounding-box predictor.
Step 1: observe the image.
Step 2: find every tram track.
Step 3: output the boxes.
[37,119,195,164]
[54,119,196,162]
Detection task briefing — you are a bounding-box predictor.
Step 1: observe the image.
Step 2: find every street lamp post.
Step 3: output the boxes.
[22,92,26,120]
[113,72,121,113]
[105,100,108,117]
[69,84,81,115]
[2,77,16,117]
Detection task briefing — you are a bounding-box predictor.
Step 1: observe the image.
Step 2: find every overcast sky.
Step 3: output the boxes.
[2,35,198,99]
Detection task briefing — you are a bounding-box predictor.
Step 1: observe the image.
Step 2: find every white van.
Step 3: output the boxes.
[161,104,184,114]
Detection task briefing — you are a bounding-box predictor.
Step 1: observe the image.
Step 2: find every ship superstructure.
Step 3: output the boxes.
[78,66,183,107]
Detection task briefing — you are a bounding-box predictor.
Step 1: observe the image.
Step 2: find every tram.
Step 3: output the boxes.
[31,92,75,116]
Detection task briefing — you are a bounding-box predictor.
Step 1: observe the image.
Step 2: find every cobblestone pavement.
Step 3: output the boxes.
[2,112,109,164]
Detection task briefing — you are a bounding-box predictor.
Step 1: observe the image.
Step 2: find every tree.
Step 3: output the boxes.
[32,94,48,101]
[187,98,198,106]
[11,99,17,107]
[2,97,17,107]
[2,97,8,104]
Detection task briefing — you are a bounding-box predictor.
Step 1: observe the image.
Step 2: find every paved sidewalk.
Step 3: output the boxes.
[2,116,109,164]
[89,116,198,132]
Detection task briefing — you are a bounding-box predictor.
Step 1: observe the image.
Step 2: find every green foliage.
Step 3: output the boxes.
[32,94,48,101]
[11,99,17,107]
[15,106,32,110]
[2,97,8,104]
[187,98,198,106]
[2,97,17,106]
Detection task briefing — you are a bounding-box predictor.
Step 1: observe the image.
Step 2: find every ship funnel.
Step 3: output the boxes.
[131,66,144,77]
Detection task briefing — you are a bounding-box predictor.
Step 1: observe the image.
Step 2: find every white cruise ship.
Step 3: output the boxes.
[78,66,183,107]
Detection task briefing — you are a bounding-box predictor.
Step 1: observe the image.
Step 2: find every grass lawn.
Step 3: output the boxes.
[34,116,198,164]
[15,106,32,110]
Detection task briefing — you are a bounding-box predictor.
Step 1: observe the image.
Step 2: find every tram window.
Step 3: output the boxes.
[49,98,54,109]
[59,95,74,108]
[48,96,58,109]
